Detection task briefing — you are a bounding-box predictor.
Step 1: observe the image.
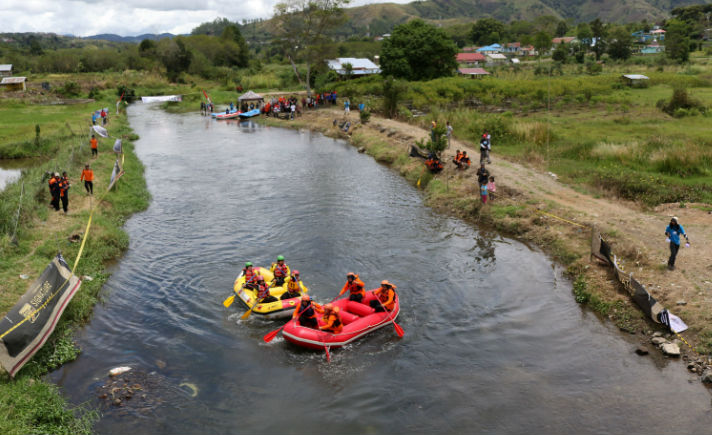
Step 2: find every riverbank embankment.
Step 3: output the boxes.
[264,107,712,376]
[0,104,149,434]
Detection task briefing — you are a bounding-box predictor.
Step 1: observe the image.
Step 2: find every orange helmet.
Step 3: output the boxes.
[381,280,391,287]
[301,295,310,302]
[347,272,355,278]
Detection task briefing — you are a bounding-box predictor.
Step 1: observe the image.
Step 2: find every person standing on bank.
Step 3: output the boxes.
[446,121,453,148]
[90,135,98,157]
[665,217,689,270]
[81,164,94,195]
[59,171,70,214]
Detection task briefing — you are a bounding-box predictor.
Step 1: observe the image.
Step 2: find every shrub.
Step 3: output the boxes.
[660,87,707,117]
[56,81,81,97]
[359,109,371,124]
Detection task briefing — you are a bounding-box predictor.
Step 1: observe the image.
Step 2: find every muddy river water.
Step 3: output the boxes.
[51,103,711,434]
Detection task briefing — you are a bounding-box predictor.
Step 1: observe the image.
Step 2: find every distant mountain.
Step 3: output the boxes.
[84,33,177,43]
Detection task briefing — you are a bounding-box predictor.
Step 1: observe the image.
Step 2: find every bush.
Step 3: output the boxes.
[56,81,81,97]
[359,109,371,124]
[660,87,707,117]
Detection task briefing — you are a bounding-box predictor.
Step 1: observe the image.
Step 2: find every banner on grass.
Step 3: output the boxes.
[0,254,81,377]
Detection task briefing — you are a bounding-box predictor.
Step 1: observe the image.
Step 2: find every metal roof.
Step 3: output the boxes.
[0,64,12,71]
[327,58,379,70]
[622,74,649,80]
[238,90,264,101]
[1,77,26,84]
[458,68,490,75]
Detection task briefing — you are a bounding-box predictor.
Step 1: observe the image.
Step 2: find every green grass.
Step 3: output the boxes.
[0,90,149,433]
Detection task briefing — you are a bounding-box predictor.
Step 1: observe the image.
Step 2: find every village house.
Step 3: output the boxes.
[517,45,537,56]
[633,28,666,43]
[0,64,12,77]
[641,40,664,54]
[458,68,490,79]
[326,58,381,76]
[476,43,502,54]
[486,53,507,65]
[552,36,577,45]
[502,42,520,54]
[456,52,486,66]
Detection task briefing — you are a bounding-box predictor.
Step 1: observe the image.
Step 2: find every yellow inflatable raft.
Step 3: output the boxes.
[233,267,309,319]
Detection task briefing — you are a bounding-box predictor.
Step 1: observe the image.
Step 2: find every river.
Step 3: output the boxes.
[51,103,712,434]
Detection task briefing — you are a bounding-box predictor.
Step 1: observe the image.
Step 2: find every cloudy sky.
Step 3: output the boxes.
[0,0,413,37]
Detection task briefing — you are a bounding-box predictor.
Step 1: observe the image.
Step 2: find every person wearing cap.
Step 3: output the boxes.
[256,275,278,303]
[339,272,366,302]
[319,304,343,334]
[281,270,304,300]
[80,164,94,195]
[242,262,260,290]
[370,280,397,312]
[665,217,689,270]
[294,295,321,328]
[270,255,291,286]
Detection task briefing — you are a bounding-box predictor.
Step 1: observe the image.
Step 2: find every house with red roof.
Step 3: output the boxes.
[456,52,486,66]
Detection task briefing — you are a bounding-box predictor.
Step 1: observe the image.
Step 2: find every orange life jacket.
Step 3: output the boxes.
[294,300,317,320]
[320,311,343,334]
[90,138,98,149]
[81,169,94,181]
[287,276,301,292]
[58,178,69,197]
[375,286,396,311]
[454,152,463,162]
[340,276,365,297]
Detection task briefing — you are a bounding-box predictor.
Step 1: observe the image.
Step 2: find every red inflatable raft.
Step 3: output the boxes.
[281,290,400,350]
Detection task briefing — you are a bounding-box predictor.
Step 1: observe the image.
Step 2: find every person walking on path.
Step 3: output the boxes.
[91,112,97,125]
[665,217,689,270]
[81,164,94,195]
[90,135,98,157]
[484,130,492,163]
[100,109,107,126]
[446,121,453,148]
[479,133,491,165]
[344,98,350,116]
[59,171,70,214]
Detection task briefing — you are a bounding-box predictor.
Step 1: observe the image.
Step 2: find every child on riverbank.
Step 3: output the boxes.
[487,176,496,201]
[480,183,488,204]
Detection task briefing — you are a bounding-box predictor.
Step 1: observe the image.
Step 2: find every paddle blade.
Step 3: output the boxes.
[223,294,235,308]
[393,321,405,338]
[263,328,282,343]
[241,307,253,320]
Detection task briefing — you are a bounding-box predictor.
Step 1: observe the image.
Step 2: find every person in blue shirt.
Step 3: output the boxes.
[665,216,689,270]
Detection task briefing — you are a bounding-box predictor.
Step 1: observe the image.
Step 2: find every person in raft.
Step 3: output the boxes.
[294,295,321,328]
[339,272,365,303]
[270,255,291,286]
[319,304,343,334]
[281,270,304,300]
[370,280,397,312]
[242,262,260,290]
[256,275,278,303]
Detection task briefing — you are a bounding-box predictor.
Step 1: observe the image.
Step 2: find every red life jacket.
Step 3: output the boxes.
[243,268,257,284]
[257,283,270,299]
[273,263,288,278]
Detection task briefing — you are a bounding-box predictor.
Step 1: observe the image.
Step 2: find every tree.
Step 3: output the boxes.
[552,43,568,62]
[665,19,691,63]
[272,0,349,97]
[220,24,250,67]
[555,21,568,37]
[380,19,457,81]
[590,18,607,60]
[382,76,406,119]
[576,23,593,47]
[158,37,193,82]
[470,18,505,45]
[607,27,632,60]
[138,39,156,58]
[533,31,552,58]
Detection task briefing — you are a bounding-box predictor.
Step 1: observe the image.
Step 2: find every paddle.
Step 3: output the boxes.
[375,290,404,338]
[241,293,264,320]
[263,292,321,343]
[224,271,260,308]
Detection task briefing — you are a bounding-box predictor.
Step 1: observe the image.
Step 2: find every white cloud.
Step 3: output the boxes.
[0,0,414,37]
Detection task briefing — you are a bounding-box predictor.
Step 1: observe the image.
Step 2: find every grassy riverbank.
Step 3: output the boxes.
[0,89,149,434]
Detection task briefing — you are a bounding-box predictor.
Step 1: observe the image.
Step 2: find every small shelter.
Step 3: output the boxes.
[0,64,12,77]
[0,77,27,91]
[458,68,490,79]
[621,74,649,87]
[486,53,507,64]
[238,90,264,111]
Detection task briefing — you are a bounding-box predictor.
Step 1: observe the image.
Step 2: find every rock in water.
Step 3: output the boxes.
[701,370,712,384]
[661,343,681,357]
[651,337,667,345]
[109,366,132,376]
[635,346,649,356]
